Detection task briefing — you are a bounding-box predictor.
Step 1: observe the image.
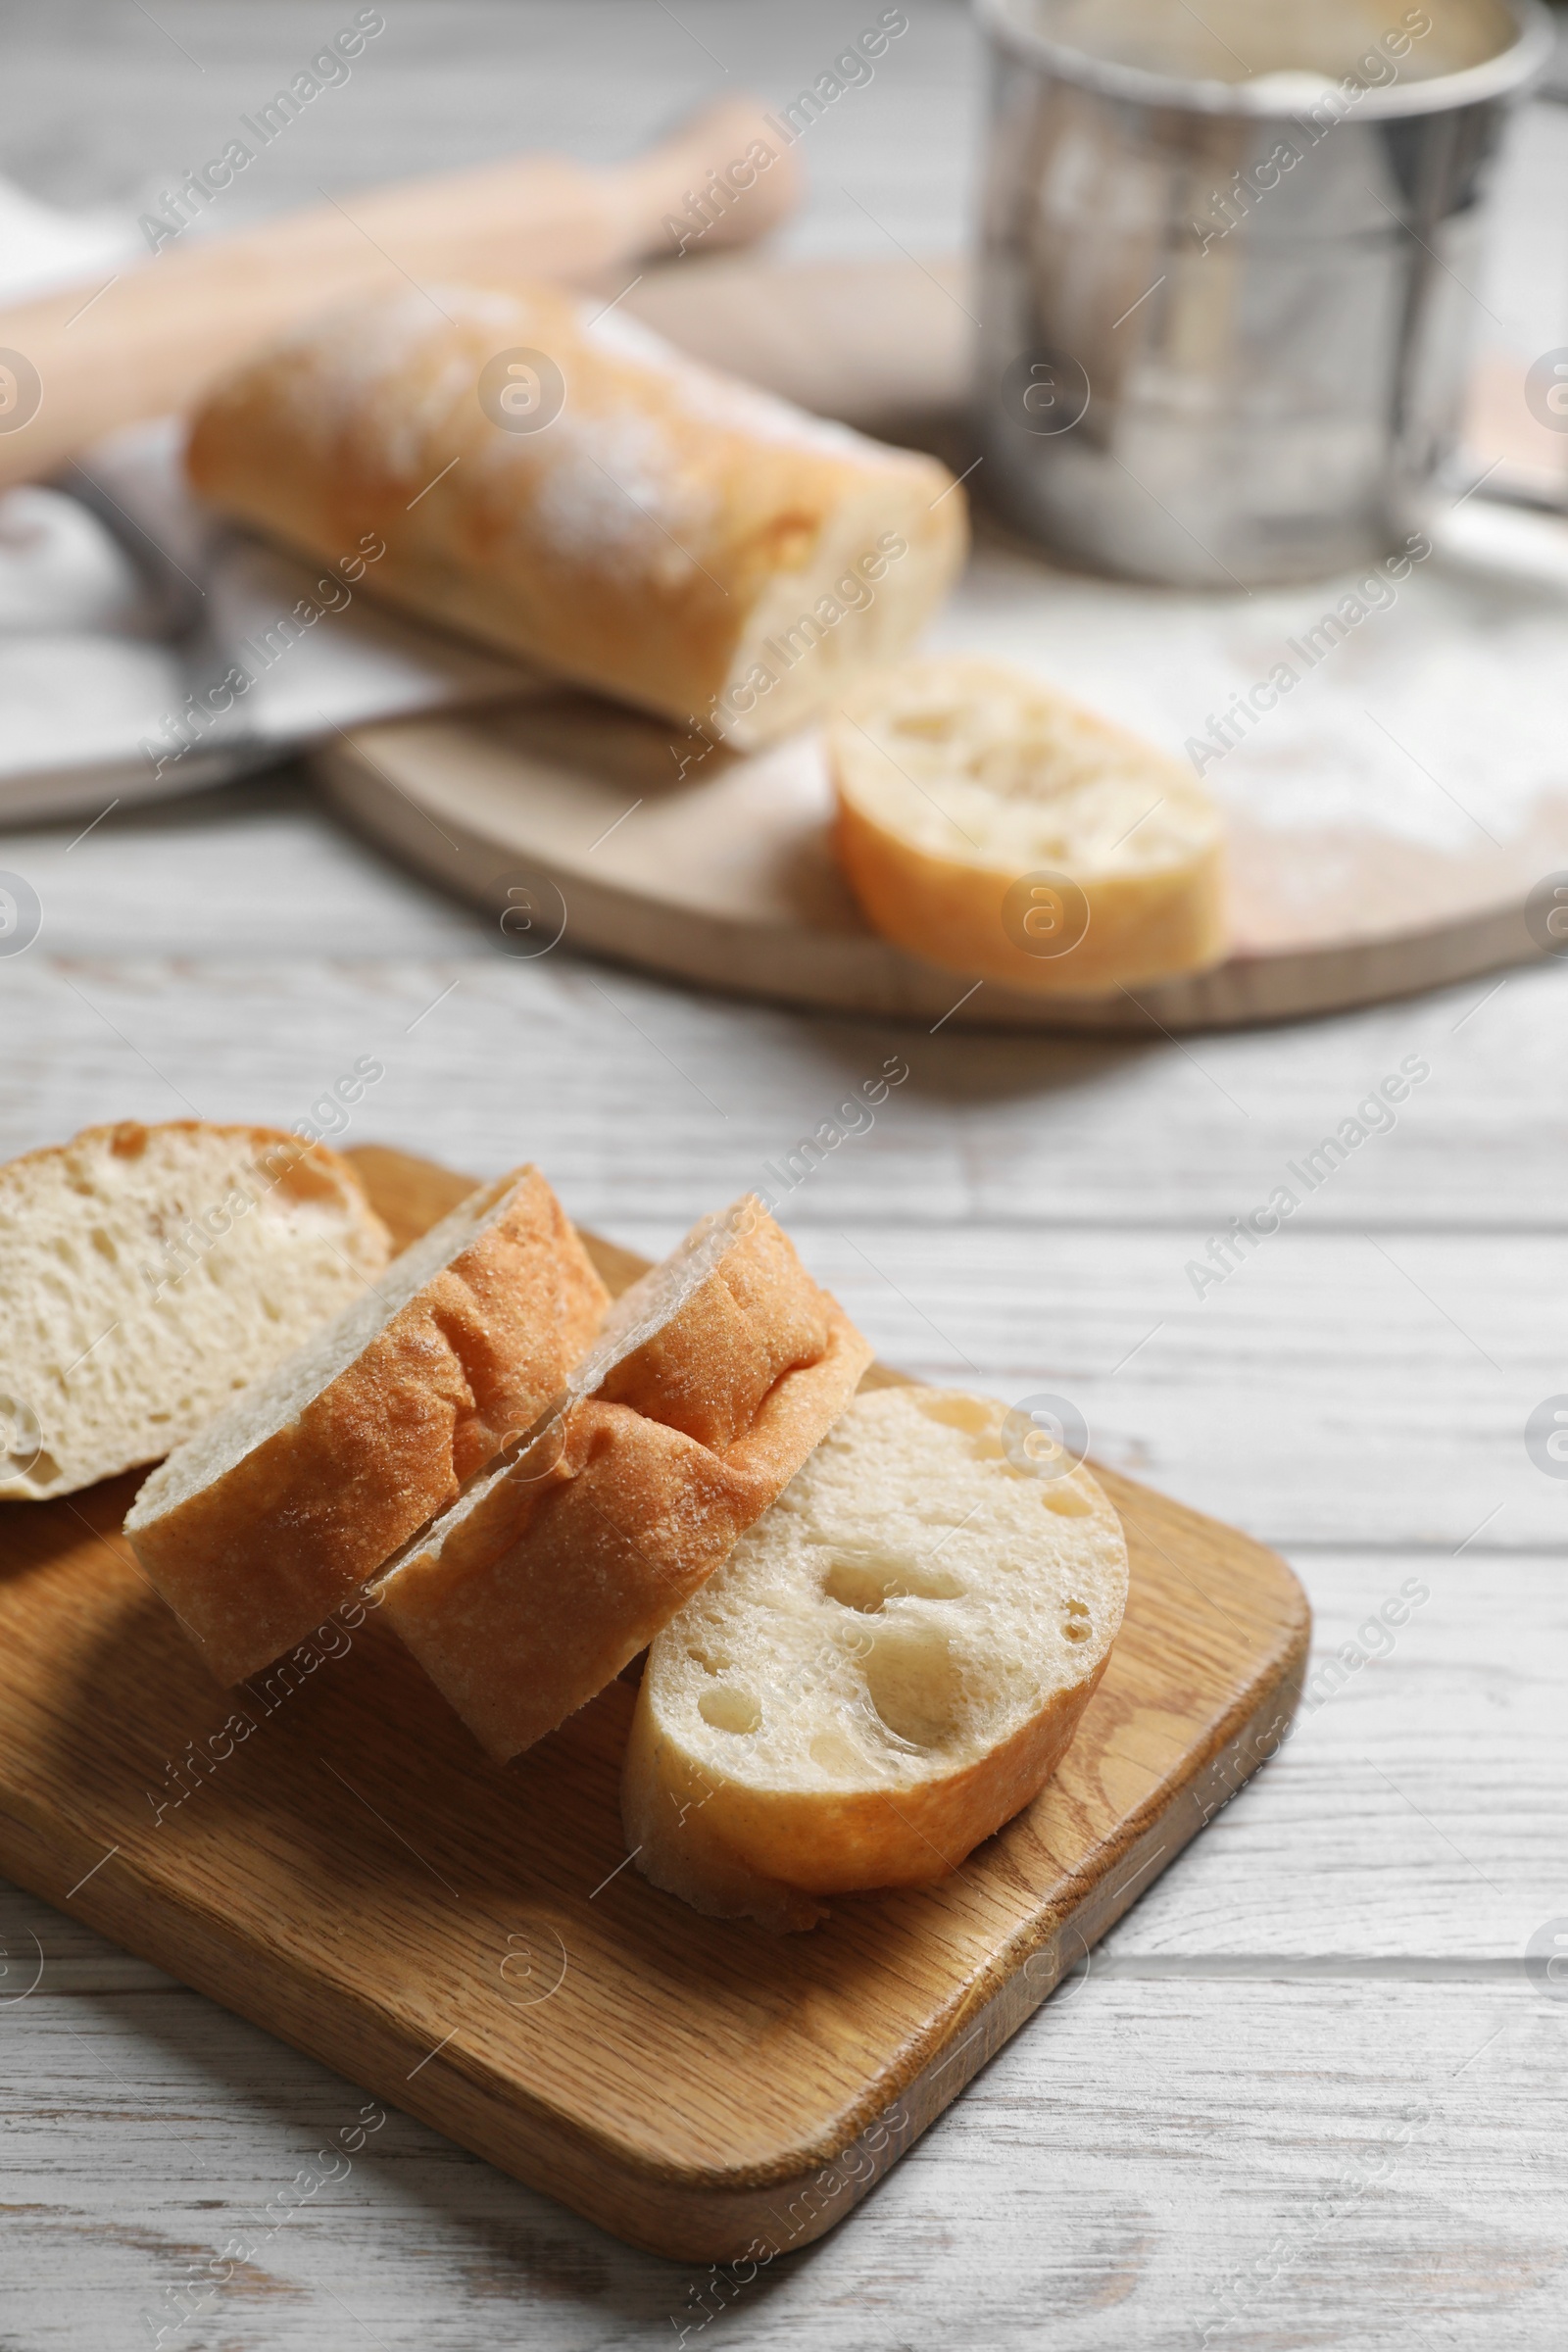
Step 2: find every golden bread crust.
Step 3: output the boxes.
[829,656,1228,995]
[374,1213,873,1760]
[0,1119,377,1208]
[125,1167,609,1685]
[623,1647,1114,1933]
[185,282,965,745]
[594,1209,833,1451]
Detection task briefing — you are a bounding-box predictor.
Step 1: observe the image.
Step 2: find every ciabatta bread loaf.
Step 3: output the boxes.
[373,1199,872,1761]
[125,1166,608,1685]
[622,1386,1128,1931]
[0,1121,390,1503]
[185,282,967,749]
[831,657,1227,995]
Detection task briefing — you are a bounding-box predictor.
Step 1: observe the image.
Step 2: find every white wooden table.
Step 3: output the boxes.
[3,7,1566,2346]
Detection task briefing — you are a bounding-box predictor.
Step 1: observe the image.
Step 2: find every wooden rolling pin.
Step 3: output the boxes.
[0,94,799,491]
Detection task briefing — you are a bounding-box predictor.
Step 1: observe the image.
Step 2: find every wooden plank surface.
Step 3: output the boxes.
[0,1147,1307,2262]
[1,0,1565,2342]
[0,923,1561,1238]
[4,1972,1562,2352]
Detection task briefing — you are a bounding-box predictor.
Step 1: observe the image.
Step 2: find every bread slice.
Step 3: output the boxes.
[621,1385,1128,1931]
[0,1120,391,1503]
[185,280,967,750]
[373,1199,873,1762]
[830,656,1227,995]
[125,1166,609,1685]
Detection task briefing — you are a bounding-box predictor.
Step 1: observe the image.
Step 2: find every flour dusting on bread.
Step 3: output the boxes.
[185,277,968,746]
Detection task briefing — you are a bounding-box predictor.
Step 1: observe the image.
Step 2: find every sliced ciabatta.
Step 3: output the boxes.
[622,1385,1128,1931]
[830,656,1227,995]
[373,1199,873,1762]
[0,1120,391,1503]
[125,1166,609,1685]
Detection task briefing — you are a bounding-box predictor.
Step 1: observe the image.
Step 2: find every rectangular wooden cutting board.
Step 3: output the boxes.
[0,1146,1310,2261]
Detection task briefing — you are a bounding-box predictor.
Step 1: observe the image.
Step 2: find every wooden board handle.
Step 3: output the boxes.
[0,94,801,491]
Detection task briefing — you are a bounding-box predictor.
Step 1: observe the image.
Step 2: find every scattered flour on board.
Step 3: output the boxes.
[937,527,1568,855]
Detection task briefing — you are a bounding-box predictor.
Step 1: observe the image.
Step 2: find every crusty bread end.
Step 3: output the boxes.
[830,656,1227,995]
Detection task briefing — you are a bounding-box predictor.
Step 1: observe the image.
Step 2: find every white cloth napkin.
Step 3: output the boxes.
[0,184,532,828]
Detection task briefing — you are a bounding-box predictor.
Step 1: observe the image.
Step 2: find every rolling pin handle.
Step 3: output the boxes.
[602,95,804,266]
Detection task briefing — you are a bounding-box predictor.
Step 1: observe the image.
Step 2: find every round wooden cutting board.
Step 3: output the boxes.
[314,255,1568,1034]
